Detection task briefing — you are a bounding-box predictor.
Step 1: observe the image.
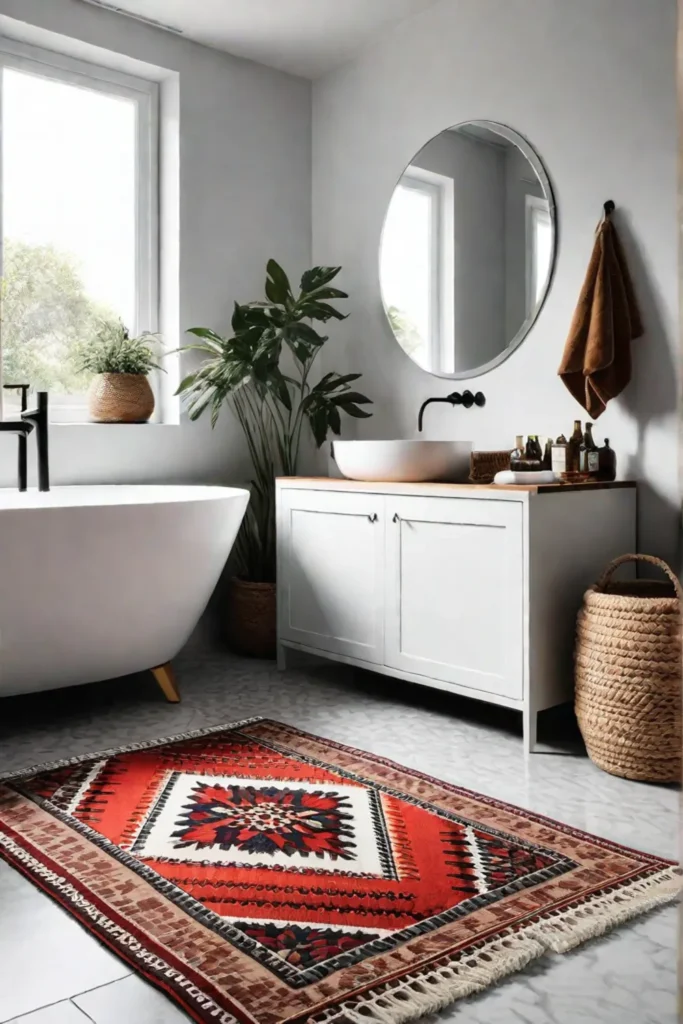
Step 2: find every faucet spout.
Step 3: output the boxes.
[418,396,453,432]
[417,390,486,432]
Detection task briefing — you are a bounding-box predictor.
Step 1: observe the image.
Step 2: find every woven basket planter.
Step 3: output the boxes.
[575,554,682,783]
[227,578,276,659]
[88,373,155,423]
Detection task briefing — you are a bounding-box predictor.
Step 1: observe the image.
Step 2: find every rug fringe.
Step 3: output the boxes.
[527,865,680,953]
[319,931,546,1023]
[319,866,680,1024]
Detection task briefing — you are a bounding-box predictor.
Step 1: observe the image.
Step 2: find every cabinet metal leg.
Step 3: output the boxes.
[523,704,538,754]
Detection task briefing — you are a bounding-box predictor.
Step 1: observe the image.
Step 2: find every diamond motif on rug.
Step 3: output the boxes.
[129,771,391,874]
[172,780,354,858]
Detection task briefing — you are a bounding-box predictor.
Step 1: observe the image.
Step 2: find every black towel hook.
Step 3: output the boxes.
[604,199,615,216]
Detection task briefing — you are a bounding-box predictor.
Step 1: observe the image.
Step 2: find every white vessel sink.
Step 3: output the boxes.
[332,440,472,483]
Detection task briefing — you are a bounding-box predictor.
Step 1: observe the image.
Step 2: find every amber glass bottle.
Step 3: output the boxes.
[567,420,583,474]
[510,435,525,470]
[598,438,617,481]
[579,423,600,478]
[542,438,553,470]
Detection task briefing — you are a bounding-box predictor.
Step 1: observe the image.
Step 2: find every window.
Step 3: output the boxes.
[380,166,454,373]
[525,195,552,319]
[0,40,158,422]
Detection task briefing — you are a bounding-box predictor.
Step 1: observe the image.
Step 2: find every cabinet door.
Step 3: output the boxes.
[278,489,385,663]
[385,496,524,700]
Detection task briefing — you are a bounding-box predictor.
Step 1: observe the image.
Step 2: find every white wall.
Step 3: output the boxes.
[0,0,311,488]
[312,0,679,566]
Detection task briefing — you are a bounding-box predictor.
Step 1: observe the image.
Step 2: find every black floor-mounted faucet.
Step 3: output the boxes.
[418,390,486,432]
[1,385,50,491]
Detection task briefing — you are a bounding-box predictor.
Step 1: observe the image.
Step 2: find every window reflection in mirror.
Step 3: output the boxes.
[380,121,555,379]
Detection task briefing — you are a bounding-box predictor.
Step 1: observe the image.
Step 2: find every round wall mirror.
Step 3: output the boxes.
[379,121,556,378]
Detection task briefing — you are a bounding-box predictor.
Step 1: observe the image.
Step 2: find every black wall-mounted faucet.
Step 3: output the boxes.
[418,390,486,432]
[1,386,50,491]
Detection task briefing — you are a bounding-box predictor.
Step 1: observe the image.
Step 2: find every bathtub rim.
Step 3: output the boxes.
[0,484,250,510]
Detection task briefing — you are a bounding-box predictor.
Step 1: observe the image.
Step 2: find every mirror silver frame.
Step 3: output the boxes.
[379,120,557,380]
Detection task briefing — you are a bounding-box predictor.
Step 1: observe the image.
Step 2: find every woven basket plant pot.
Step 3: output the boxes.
[575,554,682,783]
[88,372,155,423]
[227,578,276,659]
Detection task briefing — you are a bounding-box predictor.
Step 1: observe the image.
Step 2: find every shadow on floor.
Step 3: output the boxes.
[0,649,586,764]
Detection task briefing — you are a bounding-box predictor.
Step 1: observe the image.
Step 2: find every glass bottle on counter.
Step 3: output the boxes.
[542,438,553,470]
[579,422,600,478]
[567,420,583,475]
[525,435,543,462]
[509,434,543,472]
[551,434,569,477]
[510,435,525,471]
[598,438,617,481]
[520,434,543,472]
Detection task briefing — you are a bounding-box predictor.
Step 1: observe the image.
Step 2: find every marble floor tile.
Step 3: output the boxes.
[0,863,131,1023]
[74,976,189,1023]
[6,1004,91,1024]
[0,645,678,1023]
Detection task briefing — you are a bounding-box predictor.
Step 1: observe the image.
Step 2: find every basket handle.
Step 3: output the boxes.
[596,553,683,602]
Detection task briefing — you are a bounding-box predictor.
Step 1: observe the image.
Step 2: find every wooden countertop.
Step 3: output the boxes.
[276,477,636,495]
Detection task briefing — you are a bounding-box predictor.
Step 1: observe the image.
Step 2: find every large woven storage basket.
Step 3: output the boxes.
[575,554,682,783]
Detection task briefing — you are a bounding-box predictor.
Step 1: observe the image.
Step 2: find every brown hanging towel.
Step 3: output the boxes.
[558,201,643,419]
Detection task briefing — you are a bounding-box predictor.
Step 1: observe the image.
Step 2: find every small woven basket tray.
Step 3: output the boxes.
[469,450,512,484]
[575,553,682,783]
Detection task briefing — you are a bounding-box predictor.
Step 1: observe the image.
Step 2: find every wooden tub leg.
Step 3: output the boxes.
[151,662,181,703]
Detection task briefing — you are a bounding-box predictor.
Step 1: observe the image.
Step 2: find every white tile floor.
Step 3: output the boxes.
[0,647,678,1023]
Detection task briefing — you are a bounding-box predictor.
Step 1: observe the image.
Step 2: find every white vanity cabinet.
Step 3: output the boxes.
[276,487,384,664]
[384,495,524,702]
[276,478,636,751]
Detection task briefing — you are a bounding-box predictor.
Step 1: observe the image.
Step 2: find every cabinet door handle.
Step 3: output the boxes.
[368,513,379,523]
[392,513,400,523]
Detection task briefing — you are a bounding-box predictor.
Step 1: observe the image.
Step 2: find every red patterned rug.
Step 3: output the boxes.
[0,718,677,1023]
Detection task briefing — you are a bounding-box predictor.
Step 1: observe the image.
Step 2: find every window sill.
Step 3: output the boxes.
[53,421,181,428]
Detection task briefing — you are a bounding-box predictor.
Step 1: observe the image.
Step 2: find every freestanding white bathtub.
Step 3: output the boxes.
[0,485,249,699]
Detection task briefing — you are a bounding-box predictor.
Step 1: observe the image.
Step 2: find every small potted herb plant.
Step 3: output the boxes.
[81,320,163,423]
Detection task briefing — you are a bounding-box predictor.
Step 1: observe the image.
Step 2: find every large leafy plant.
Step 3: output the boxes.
[178,261,372,582]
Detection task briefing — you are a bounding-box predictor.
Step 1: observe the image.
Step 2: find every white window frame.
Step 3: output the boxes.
[525,194,551,319]
[0,37,160,417]
[401,165,455,374]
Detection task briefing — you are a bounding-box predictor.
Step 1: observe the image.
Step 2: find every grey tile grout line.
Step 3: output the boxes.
[69,973,135,1004]
[71,973,192,1022]
[0,996,92,1024]
[68,998,98,1023]
[0,972,136,1024]
[1,996,69,1024]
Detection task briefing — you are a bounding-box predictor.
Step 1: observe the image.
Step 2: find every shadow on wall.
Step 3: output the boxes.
[615,210,680,572]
